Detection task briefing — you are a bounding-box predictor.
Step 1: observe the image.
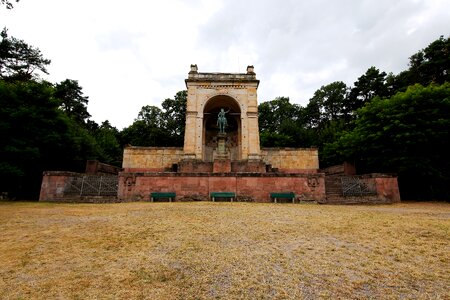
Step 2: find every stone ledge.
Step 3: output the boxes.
[119,171,325,178]
[42,171,82,177]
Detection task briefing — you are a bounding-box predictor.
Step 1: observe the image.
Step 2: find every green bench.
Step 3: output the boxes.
[210,192,236,202]
[270,192,295,203]
[150,192,176,202]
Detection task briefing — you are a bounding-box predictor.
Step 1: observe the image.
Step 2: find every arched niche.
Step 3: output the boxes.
[202,95,241,161]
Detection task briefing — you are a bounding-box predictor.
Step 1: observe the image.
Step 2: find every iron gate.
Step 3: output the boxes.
[65,175,118,196]
[341,176,376,197]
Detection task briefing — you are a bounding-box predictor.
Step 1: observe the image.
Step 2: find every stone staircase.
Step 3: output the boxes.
[323,175,344,203]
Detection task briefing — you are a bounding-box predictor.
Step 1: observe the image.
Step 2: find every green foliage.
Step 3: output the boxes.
[162,90,187,145]
[0,80,70,198]
[54,79,91,125]
[0,28,51,81]
[306,81,350,126]
[121,91,187,147]
[408,36,450,86]
[348,67,389,112]
[325,84,450,199]
[91,121,122,166]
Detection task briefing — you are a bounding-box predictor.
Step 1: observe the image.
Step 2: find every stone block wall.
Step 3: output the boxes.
[39,171,81,201]
[85,160,121,175]
[122,146,184,172]
[322,162,356,175]
[118,172,325,202]
[321,174,401,204]
[39,171,119,203]
[261,148,319,173]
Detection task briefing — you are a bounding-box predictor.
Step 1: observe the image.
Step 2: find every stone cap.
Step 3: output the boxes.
[186,64,259,85]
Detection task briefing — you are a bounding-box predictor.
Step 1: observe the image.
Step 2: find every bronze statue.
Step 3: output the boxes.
[217,108,229,133]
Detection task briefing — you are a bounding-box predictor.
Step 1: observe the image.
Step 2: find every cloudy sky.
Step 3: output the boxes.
[1,0,449,128]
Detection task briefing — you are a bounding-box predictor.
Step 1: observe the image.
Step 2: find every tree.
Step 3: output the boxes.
[258,97,303,147]
[92,121,122,166]
[120,91,189,147]
[407,36,450,86]
[0,28,51,81]
[121,105,169,146]
[0,80,72,198]
[54,79,91,125]
[306,81,349,125]
[1,0,18,9]
[348,67,388,112]
[161,90,187,146]
[325,83,450,199]
[259,97,300,132]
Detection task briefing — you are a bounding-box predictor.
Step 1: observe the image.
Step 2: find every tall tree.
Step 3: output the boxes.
[0,28,51,81]
[348,66,388,112]
[258,97,302,147]
[307,81,349,124]
[161,90,187,146]
[54,79,91,125]
[407,35,450,86]
[0,80,72,198]
[92,120,122,166]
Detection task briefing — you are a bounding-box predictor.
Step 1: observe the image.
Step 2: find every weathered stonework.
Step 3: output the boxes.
[39,65,401,204]
[184,65,261,161]
[261,148,319,173]
[118,172,326,203]
[122,146,184,172]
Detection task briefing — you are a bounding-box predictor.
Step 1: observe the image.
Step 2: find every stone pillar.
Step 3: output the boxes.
[183,111,197,159]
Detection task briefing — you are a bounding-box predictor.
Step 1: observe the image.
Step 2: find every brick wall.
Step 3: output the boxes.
[118,172,326,202]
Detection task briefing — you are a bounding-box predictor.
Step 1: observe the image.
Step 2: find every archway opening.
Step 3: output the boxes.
[203,95,241,161]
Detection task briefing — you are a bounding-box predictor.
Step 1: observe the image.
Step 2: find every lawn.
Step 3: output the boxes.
[0,201,448,299]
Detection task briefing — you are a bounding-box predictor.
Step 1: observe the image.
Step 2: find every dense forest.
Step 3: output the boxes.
[0,25,448,200]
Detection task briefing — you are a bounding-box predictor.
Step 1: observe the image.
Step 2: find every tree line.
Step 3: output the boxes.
[1,25,448,200]
[0,27,187,199]
[258,36,449,200]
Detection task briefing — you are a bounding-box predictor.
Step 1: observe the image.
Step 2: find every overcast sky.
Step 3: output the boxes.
[1,0,449,129]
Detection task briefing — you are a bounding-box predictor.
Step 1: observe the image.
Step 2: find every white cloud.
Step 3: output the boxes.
[1,0,449,128]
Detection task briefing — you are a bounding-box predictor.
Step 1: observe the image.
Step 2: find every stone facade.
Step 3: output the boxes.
[39,171,119,203]
[39,65,401,204]
[183,65,261,161]
[85,160,121,175]
[322,173,400,204]
[122,65,320,174]
[261,148,319,173]
[122,146,184,172]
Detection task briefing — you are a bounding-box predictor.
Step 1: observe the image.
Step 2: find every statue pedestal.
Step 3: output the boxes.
[213,159,231,173]
[213,132,231,173]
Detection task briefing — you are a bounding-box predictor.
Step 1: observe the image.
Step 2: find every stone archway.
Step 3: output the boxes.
[202,95,241,161]
[183,65,261,161]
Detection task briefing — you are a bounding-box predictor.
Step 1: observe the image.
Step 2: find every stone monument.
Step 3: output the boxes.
[39,64,401,204]
[119,65,325,202]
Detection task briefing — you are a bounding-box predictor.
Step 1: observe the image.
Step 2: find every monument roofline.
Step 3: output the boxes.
[185,64,259,87]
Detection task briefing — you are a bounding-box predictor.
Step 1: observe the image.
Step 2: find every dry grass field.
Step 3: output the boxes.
[0,201,448,299]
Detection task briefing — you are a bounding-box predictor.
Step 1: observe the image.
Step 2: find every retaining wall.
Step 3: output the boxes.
[119,172,325,202]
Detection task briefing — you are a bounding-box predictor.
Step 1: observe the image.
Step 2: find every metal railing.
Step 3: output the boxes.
[341,176,376,197]
[65,175,118,196]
